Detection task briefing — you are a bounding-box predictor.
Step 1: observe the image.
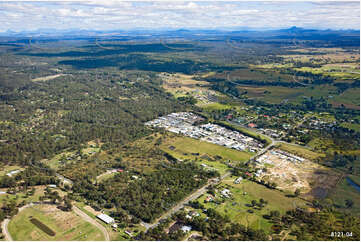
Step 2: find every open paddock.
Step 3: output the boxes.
[8,204,105,241]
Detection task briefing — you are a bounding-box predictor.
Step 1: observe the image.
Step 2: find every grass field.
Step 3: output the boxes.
[238,85,338,105]
[8,204,105,241]
[0,186,65,204]
[327,176,360,215]
[195,178,307,232]
[201,102,233,111]
[340,122,360,132]
[160,135,252,163]
[294,66,359,80]
[331,88,360,109]
[276,143,324,160]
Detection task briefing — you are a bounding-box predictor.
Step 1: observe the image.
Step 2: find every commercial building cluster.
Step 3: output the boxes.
[145,112,263,153]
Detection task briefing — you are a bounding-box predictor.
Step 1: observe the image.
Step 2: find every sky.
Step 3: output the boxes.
[0,1,359,32]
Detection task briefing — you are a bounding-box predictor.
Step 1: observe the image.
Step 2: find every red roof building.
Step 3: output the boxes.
[248,123,257,128]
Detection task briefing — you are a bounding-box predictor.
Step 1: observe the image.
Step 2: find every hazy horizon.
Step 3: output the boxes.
[1,1,359,33]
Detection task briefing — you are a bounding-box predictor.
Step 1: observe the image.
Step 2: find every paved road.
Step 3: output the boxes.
[141,172,231,231]
[73,206,110,241]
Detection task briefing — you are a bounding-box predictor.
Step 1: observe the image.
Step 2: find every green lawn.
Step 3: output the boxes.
[196,178,307,232]
[8,205,105,241]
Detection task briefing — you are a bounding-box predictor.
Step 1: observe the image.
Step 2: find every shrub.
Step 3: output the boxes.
[30,218,56,236]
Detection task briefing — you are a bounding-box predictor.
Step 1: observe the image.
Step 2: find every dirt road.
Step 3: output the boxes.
[73,206,110,241]
[1,218,12,241]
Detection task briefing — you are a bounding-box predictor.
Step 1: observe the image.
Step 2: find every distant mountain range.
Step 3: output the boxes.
[0,26,359,38]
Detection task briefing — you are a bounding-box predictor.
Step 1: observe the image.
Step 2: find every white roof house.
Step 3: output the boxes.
[181,225,192,233]
[221,189,231,198]
[97,213,115,224]
[6,170,20,177]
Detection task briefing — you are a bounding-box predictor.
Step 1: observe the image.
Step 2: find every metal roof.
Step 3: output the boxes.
[97,213,114,224]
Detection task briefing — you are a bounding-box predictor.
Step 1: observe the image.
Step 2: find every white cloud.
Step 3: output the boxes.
[0,1,359,32]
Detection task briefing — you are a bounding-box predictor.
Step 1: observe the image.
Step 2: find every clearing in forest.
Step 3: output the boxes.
[8,204,105,241]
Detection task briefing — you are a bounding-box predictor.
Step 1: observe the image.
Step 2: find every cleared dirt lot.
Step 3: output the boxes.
[254,149,341,199]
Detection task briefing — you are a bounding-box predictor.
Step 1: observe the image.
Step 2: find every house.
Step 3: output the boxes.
[48,184,57,188]
[245,172,252,177]
[234,177,243,184]
[181,225,192,233]
[205,195,214,202]
[190,211,200,217]
[124,230,132,237]
[6,170,20,177]
[221,189,231,198]
[248,123,257,128]
[97,213,115,224]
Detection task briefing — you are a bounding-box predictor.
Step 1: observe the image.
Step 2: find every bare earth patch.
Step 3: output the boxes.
[254,149,341,199]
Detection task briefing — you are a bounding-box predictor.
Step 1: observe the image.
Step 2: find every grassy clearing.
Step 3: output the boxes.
[331,88,360,108]
[295,67,359,80]
[340,122,360,132]
[160,135,252,163]
[201,102,233,111]
[195,178,306,232]
[8,204,105,241]
[31,74,66,82]
[239,85,337,105]
[0,186,64,204]
[41,141,102,170]
[96,171,118,183]
[42,151,76,170]
[276,143,324,160]
[327,176,360,215]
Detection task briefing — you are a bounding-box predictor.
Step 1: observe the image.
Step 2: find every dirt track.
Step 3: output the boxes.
[1,218,12,241]
[73,206,110,241]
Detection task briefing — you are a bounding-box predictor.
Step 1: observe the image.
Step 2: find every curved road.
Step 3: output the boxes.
[1,218,12,241]
[1,203,37,241]
[73,206,110,241]
[1,203,109,241]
